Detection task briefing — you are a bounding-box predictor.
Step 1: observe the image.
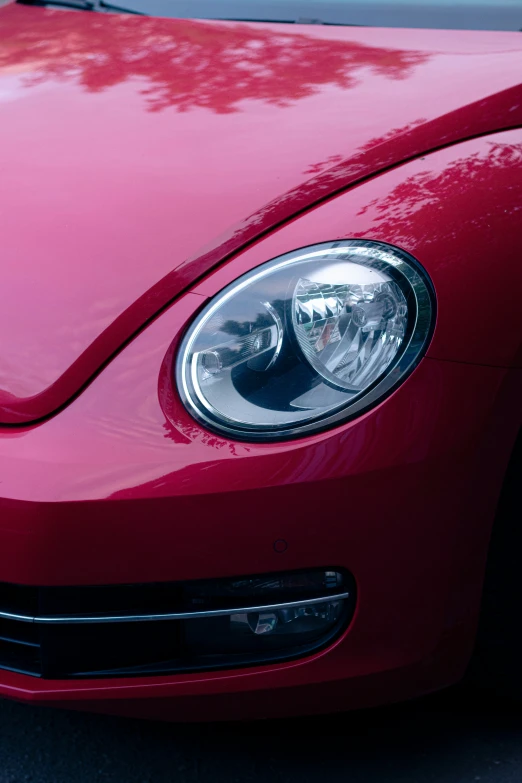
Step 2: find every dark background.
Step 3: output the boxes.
[1,688,521,782]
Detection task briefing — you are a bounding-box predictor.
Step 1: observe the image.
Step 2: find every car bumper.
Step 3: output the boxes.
[0,295,519,720]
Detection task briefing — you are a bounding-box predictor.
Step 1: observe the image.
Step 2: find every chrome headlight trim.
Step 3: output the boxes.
[176,240,435,441]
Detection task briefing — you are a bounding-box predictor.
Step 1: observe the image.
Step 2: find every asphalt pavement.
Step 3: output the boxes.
[0,687,521,782]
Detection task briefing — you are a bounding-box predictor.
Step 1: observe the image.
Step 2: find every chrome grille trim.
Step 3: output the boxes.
[0,592,350,625]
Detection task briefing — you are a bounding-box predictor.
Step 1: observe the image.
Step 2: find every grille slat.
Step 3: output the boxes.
[0,616,41,675]
[0,638,41,676]
[0,634,39,648]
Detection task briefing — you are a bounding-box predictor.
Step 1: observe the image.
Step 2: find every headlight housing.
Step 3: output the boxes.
[176,241,434,441]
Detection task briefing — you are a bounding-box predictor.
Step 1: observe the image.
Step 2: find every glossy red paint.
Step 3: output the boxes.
[0,289,520,717]
[0,351,520,718]
[0,2,522,422]
[0,117,521,717]
[191,131,522,369]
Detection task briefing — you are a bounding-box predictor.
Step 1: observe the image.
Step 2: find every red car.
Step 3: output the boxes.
[0,0,521,721]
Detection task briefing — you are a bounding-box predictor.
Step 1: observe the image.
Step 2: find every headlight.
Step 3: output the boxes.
[177,241,434,440]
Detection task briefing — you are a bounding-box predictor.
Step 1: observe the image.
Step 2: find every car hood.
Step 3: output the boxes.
[0,2,521,423]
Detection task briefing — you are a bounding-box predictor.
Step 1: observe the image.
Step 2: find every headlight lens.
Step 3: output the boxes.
[177,241,434,440]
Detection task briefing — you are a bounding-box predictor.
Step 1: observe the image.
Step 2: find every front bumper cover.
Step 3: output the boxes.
[0,294,519,718]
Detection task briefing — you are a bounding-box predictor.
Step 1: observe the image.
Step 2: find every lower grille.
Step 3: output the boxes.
[0,569,355,679]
